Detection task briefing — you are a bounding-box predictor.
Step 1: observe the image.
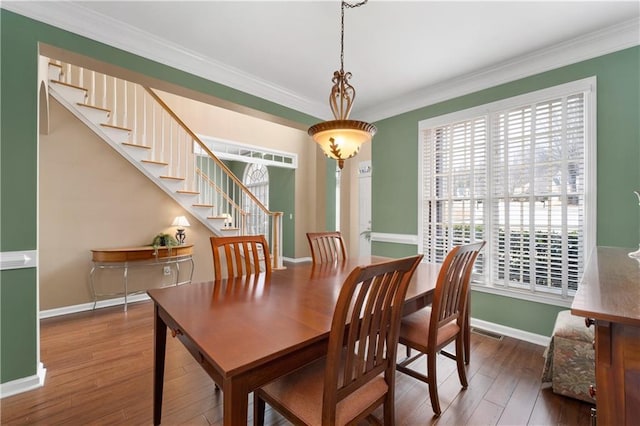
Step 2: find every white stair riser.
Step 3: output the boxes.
[159,179,185,192]
[175,192,199,204]
[49,81,86,105]
[120,144,150,163]
[48,65,63,81]
[140,162,168,178]
[100,126,130,143]
[76,105,110,125]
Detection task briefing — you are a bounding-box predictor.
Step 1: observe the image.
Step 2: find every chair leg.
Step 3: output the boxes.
[455,336,468,389]
[463,307,471,365]
[253,392,266,426]
[383,390,394,425]
[427,353,441,417]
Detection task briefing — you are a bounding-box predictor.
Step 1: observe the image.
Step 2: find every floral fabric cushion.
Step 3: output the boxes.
[541,310,595,403]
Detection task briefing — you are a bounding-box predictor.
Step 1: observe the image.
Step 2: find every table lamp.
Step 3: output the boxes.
[172,215,190,245]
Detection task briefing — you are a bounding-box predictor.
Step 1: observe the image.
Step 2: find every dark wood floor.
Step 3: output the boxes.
[1,301,594,425]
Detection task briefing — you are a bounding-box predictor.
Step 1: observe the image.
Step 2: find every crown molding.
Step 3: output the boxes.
[1,1,328,119]
[359,17,640,122]
[2,3,637,123]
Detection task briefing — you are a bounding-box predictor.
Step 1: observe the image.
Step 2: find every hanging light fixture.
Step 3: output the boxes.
[308,0,376,170]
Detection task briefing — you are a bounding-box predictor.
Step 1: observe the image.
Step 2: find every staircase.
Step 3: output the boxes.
[45,59,283,268]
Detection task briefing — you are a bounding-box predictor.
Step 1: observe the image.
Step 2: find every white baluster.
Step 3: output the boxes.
[112,76,117,127]
[90,71,95,106]
[102,74,107,111]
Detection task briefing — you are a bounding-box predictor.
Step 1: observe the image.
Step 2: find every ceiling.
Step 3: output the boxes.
[4,1,640,122]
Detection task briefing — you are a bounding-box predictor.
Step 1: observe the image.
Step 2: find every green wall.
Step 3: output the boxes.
[268,167,295,258]
[0,10,318,385]
[372,46,640,336]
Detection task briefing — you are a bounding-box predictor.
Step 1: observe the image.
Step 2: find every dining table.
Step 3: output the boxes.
[147,255,442,426]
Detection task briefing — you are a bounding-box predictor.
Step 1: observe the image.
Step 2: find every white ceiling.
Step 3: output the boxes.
[4,1,640,122]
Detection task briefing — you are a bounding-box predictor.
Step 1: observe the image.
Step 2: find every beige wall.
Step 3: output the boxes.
[39,99,213,310]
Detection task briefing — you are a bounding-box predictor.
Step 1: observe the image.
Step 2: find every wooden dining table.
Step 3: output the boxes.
[147,256,442,426]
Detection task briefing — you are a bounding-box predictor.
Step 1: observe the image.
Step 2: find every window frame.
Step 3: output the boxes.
[418,77,597,307]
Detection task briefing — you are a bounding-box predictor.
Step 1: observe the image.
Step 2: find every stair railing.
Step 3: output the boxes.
[56,61,283,268]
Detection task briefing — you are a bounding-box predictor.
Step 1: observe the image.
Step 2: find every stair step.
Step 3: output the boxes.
[141,159,169,166]
[49,80,88,104]
[193,204,214,208]
[160,175,185,181]
[48,62,63,81]
[76,103,110,124]
[99,123,132,143]
[176,190,200,195]
[101,123,132,132]
[51,79,87,93]
[122,142,151,150]
[77,103,110,113]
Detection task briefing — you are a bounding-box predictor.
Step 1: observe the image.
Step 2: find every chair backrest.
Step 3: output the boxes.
[210,235,271,280]
[428,242,485,346]
[306,231,347,264]
[322,254,423,421]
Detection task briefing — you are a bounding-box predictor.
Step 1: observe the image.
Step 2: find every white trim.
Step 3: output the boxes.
[418,77,597,130]
[39,293,151,319]
[197,134,298,169]
[282,256,312,264]
[370,232,418,245]
[470,318,550,347]
[1,3,636,122]
[0,250,37,270]
[361,18,639,122]
[0,362,46,399]
[471,284,574,309]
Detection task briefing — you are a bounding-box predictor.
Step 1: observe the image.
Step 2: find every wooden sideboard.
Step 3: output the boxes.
[571,246,640,425]
[90,245,194,311]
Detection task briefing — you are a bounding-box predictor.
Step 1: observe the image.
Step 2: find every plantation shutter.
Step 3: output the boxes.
[490,94,585,296]
[421,117,487,266]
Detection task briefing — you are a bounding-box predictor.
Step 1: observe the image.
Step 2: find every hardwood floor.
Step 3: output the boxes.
[1,301,594,425]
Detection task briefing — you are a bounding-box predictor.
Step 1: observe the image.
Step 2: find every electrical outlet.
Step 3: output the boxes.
[163,266,171,276]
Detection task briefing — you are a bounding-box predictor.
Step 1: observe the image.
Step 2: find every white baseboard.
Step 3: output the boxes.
[39,293,151,319]
[470,317,550,347]
[0,362,46,399]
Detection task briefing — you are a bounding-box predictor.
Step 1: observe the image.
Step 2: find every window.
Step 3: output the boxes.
[243,163,269,237]
[419,78,596,303]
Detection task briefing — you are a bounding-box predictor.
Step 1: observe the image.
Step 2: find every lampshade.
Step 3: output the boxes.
[171,216,190,229]
[308,119,376,169]
[308,1,376,170]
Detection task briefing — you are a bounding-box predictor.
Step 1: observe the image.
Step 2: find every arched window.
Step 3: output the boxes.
[243,163,269,237]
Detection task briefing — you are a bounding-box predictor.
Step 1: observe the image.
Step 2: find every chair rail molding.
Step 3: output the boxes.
[370,232,418,246]
[0,250,38,271]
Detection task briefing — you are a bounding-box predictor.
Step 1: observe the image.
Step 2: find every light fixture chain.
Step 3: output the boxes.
[340,0,368,72]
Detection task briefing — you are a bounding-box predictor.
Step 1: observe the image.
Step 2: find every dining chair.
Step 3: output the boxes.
[396,241,485,417]
[306,231,347,264]
[254,254,424,426]
[209,235,271,280]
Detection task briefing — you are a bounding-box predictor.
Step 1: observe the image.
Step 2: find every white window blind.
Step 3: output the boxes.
[419,79,595,302]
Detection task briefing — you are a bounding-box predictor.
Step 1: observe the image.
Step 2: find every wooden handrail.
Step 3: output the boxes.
[143,87,276,217]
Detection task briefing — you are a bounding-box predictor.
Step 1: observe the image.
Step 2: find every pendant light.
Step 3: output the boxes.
[308,0,376,169]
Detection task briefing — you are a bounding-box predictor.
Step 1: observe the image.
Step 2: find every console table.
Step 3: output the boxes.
[571,246,640,425]
[90,245,194,311]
